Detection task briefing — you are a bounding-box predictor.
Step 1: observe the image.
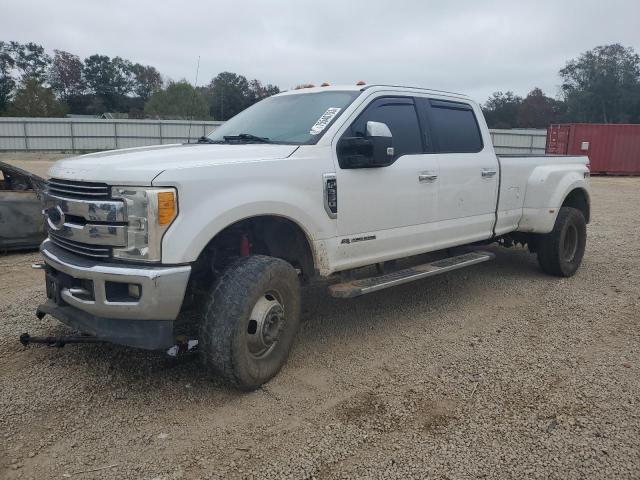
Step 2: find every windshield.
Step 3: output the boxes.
[206,91,361,145]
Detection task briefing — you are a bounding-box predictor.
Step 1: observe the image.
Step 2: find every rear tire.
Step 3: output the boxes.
[536,207,586,277]
[199,255,301,390]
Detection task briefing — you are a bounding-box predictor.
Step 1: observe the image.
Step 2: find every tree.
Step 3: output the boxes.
[83,54,131,112]
[0,40,283,118]
[144,80,209,119]
[10,41,50,82]
[482,91,523,128]
[83,55,115,96]
[111,57,134,96]
[131,64,162,101]
[248,79,280,103]
[516,88,558,128]
[48,50,85,100]
[560,44,640,123]
[0,41,15,113]
[7,78,67,116]
[208,72,251,120]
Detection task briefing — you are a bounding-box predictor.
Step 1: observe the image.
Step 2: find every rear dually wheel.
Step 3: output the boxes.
[536,206,587,277]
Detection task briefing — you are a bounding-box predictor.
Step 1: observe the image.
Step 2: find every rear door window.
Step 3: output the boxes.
[422,99,483,153]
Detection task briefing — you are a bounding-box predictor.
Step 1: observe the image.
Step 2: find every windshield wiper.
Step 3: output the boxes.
[196,136,227,144]
[223,133,271,143]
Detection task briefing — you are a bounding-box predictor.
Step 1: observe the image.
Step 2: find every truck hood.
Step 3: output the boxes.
[48,143,299,184]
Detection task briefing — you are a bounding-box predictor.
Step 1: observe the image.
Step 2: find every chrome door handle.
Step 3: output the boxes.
[481,169,497,178]
[418,173,438,183]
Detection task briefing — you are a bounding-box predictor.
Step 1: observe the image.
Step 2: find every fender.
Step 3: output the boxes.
[156,165,337,265]
[181,201,319,261]
[518,164,589,234]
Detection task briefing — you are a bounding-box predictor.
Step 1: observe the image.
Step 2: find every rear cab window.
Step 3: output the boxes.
[418,98,483,153]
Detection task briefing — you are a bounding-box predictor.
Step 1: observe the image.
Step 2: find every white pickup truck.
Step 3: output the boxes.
[31,84,590,389]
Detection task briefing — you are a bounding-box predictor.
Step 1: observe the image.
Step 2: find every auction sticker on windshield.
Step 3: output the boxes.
[310,108,341,135]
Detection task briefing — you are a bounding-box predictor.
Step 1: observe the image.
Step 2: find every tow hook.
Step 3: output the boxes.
[19,333,107,348]
[166,337,199,357]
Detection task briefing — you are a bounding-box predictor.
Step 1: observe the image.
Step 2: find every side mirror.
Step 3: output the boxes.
[366,121,392,139]
[337,121,394,169]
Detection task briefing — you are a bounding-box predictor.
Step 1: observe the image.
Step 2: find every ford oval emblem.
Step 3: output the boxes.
[47,205,66,231]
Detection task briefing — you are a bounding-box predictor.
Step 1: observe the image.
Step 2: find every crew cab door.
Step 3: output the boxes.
[331,96,440,268]
[416,98,499,245]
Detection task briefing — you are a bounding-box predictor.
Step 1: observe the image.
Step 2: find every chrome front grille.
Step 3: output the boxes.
[49,233,112,258]
[45,179,125,259]
[48,178,110,199]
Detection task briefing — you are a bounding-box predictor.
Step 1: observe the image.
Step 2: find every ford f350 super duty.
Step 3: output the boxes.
[28,84,590,389]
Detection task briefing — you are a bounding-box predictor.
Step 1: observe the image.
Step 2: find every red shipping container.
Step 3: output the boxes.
[546,123,640,175]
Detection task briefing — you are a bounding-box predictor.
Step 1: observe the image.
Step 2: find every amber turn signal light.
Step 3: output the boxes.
[157,191,176,225]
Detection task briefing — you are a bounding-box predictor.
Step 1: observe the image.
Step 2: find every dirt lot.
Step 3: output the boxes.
[0,153,67,179]
[1,174,639,480]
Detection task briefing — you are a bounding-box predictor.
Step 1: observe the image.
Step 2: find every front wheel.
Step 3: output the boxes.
[199,255,301,390]
[536,207,587,277]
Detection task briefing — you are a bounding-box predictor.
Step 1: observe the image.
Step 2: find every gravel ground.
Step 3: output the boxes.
[1,176,639,480]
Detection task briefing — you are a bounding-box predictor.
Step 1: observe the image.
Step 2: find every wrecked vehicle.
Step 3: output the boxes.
[27,84,591,390]
[0,162,46,251]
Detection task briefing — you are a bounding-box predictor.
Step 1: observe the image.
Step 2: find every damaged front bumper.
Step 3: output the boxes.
[36,240,191,349]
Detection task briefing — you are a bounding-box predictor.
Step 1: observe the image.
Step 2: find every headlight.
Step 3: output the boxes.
[111,186,177,262]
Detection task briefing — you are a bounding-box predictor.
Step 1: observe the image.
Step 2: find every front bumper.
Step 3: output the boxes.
[38,240,191,349]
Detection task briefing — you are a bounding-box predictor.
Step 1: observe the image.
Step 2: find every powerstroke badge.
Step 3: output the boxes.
[341,235,376,245]
[310,107,341,135]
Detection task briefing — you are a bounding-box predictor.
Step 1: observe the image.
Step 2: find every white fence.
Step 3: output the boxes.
[0,117,223,152]
[0,117,546,154]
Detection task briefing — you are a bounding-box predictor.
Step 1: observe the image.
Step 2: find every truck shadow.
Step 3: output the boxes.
[297,245,542,339]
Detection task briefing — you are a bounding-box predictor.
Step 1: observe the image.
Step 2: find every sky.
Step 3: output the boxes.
[2,0,639,104]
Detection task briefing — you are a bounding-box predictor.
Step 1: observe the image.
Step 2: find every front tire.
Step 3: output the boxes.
[199,255,301,390]
[536,207,586,277]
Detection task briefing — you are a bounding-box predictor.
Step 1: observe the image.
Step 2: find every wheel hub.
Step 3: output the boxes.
[562,224,579,262]
[247,293,285,358]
